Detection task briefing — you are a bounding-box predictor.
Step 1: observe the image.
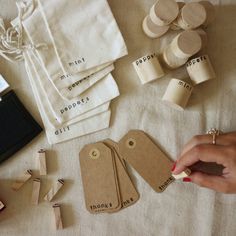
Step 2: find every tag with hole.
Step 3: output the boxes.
[118,130,175,193]
[104,139,140,209]
[79,142,121,214]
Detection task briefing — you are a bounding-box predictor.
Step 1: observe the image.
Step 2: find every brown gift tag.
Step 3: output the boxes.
[118,130,175,193]
[79,142,120,214]
[104,140,140,209]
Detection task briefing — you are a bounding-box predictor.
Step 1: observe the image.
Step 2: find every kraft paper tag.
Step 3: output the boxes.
[79,142,120,214]
[118,130,175,193]
[104,140,140,209]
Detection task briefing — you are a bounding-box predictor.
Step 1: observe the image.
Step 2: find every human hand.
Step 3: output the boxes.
[172,132,236,194]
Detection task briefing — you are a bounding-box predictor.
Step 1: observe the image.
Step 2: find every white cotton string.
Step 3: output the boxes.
[0,0,48,63]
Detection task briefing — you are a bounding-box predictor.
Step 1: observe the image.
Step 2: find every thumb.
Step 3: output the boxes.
[189,172,230,193]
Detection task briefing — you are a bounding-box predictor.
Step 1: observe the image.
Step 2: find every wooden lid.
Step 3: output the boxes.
[143,16,169,38]
[152,0,179,25]
[199,1,216,27]
[175,30,202,58]
[181,2,207,29]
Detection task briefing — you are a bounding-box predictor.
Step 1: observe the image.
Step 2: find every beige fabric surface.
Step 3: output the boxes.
[1,0,236,236]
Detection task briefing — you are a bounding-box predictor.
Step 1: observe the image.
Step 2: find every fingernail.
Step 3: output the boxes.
[183,178,192,183]
[171,162,176,172]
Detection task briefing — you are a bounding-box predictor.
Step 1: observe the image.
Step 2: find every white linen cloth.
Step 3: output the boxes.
[2,1,236,236]
[20,0,116,100]
[24,51,112,144]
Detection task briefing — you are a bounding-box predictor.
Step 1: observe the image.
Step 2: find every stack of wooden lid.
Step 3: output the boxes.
[143,0,216,39]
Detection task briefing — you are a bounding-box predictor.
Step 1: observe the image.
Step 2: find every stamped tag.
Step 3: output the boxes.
[79,142,120,214]
[118,130,175,193]
[104,140,140,209]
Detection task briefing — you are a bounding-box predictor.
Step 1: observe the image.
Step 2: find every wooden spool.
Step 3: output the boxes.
[133,53,165,84]
[162,79,193,110]
[199,1,216,27]
[186,55,216,85]
[150,0,179,26]
[170,30,202,59]
[174,2,207,30]
[142,15,169,38]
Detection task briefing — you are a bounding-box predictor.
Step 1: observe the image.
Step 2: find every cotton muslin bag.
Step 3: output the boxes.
[37,0,128,74]
[26,47,119,126]
[19,0,115,100]
[24,51,112,145]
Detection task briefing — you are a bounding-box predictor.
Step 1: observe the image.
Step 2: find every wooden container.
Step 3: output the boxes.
[133,53,165,84]
[142,15,169,38]
[162,79,193,110]
[150,0,179,26]
[173,2,207,30]
[186,55,216,85]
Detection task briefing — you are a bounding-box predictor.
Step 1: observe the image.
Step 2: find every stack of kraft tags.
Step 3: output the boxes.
[0,0,127,144]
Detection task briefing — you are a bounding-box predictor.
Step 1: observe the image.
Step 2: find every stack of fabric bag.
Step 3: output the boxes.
[0,0,127,144]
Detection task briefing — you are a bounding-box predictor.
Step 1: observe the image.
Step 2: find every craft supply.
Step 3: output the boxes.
[150,0,179,26]
[80,142,121,214]
[195,28,208,50]
[162,79,193,110]
[31,178,41,205]
[133,53,165,84]
[186,55,216,85]
[170,2,185,30]
[172,169,191,180]
[0,201,5,211]
[103,140,140,209]
[142,15,169,38]
[53,204,63,230]
[118,130,175,193]
[0,74,9,94]
[0,90,42,164]
[174,2,207,30]
[44,179,65,202]
[199,1,216,27]
[12,170,33,191]
[170,30,202,59]
[38,149,47,176]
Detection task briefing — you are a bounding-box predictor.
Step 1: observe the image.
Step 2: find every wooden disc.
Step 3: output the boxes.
[171,30,202,59]
[150,0,179,26]
[142,16,169,38]
[181,2,207,29]
[199,1,216,27]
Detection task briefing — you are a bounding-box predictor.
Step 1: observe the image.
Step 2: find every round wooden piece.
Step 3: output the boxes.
[142,16,169,38]
[161,46,188,69]
[178,2,207,30]
[150,0,179,26]
[162,79,193,110]
[195,28,208,49]
[186,55,216,85]
[199,1,216,27]
[133,53,165,84]
[171,30,202,59]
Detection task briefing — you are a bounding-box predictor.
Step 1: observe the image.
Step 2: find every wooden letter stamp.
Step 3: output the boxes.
[53,204,63,230]
[44,179,64,202]
[12,170,33,191]
[38,149,47,176]
[31,178,41,205]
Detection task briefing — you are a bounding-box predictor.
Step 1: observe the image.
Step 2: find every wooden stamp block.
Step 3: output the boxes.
[44,179,64,202]
[170,30,202,59]
[186,55,216,85]
[150,0,179,26]
[38,149,47,176]
[133,53,165,84]
[12,170,33,191]
[31,178,41,205]
[53,204,63,230]
[162,79,193,110]
[142,15,169,39]
[172,169,191,180]
[0,201,5,211]
[199,1,216,27]
[174,2,207,30]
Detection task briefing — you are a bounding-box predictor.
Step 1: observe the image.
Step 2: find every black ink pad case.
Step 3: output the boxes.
[0,90,42,164]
